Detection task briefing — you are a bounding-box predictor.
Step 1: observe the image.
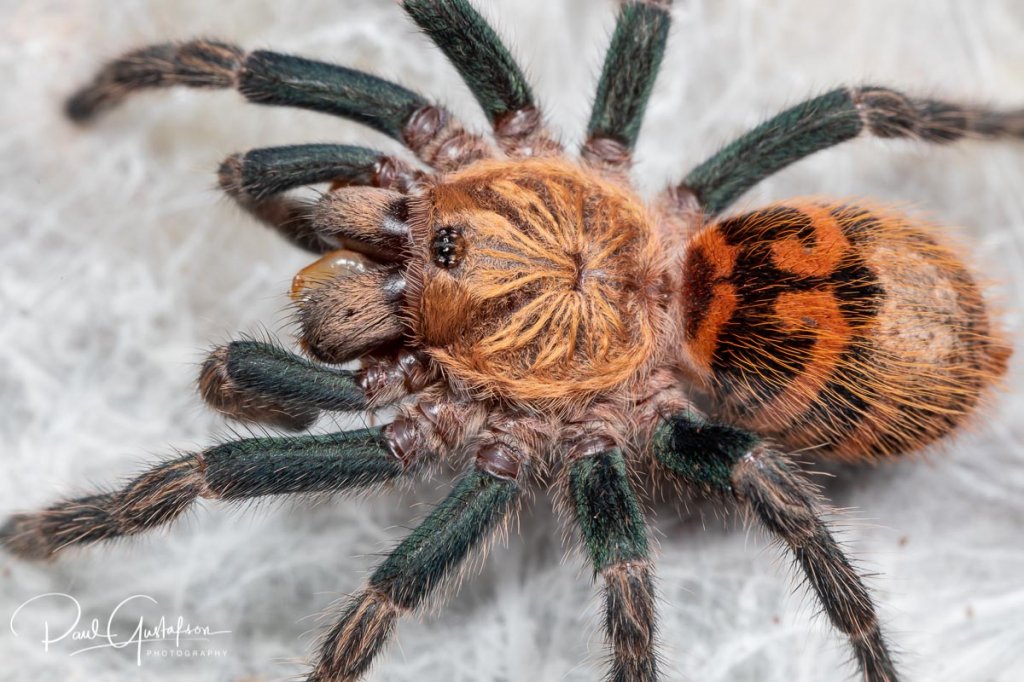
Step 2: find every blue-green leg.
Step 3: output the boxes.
[402,0,558,156]
[402,0,558,155]
[1,426,418,561]
[199,342,433,430]
[66,40,491,170]
[681,86,1024,215]
[568,438,658,682]
[584,0,673,172]
[652,411,898,682]
[217,144,422,253]
[309,440,523,681]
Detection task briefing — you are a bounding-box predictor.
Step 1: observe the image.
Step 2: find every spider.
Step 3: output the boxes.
[2,1,1022,680]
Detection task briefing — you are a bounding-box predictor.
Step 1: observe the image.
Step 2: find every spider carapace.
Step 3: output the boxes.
[385,157,666,406]
[4,1,1022,681]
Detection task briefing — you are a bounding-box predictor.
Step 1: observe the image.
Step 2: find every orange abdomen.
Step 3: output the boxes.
[679,202,1011,459]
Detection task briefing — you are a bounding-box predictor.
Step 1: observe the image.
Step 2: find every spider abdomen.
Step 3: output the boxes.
[679,202,1011,459]
[408,158,670,406]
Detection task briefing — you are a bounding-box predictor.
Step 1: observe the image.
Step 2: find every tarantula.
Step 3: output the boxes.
[3,1,1022,680]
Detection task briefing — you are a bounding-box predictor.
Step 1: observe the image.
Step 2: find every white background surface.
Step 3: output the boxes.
[1,1,1022,680]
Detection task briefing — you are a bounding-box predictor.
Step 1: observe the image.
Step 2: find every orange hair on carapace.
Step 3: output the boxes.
[680,201,1011,459]
[407,158,670,407]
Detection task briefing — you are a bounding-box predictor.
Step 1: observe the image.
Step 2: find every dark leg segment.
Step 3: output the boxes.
[681,86,1024,215]
[310,447,521,681]
[0,427,411,561]
[584,0,672,171]
[567,439,658,682]
[218,144,422,254]
[199,340,372,431]
[402,1,532,124]
[403,0,559,156]
[652,411,898,682]
[67,40,490,170]
[219,144,422,202]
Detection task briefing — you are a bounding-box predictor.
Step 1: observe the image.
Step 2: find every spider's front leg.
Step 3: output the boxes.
[199,341,434,431]
[217,143,425,254]
[0,426,413,562]
[0,392,487,564]
[652,411,898,682]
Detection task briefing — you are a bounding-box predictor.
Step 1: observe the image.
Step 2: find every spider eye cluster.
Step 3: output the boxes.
[432,225,465,269]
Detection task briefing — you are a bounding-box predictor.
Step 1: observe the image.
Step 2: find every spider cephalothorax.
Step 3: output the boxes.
[410,157,670,406]
[3,1,1022,681]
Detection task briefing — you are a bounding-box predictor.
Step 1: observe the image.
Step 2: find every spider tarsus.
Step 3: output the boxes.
[603,560,659,682]
[852,629,900,682]
[215,152,247,199]
[1,459,202,561]
[309,590,400,682]
[731,449,900,681]
[853,86,1024,143]
[64,90,99,123]
[198,343,321,431]
[0,512,60,562]
[65,40,245,123]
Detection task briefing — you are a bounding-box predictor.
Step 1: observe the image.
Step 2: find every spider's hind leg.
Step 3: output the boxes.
[676,86,1024,216]
[652,411,899,682]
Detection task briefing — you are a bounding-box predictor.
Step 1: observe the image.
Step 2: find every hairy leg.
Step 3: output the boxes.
[0,426,420,561]
[218,144,424,253]
[309,436,524,681]
[66,40,492,171]
[583,0,673,173]
[403,0,559,157]
[198,341,435,430]
[677,86,1024,215]
[652,411,898,682]
[565,437,658,682]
